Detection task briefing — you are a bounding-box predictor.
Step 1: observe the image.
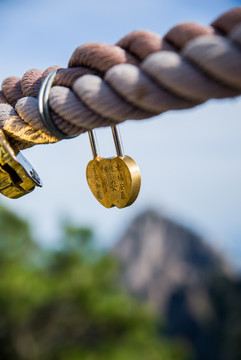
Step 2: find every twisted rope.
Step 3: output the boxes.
[0,7,241,150]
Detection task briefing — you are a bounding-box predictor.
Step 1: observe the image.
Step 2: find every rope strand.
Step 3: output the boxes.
[0,7,241,150]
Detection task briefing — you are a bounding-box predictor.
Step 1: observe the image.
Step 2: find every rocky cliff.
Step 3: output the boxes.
[114,210,241,360]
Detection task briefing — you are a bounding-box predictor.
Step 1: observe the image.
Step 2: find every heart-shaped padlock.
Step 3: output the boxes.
[86,126,141,209]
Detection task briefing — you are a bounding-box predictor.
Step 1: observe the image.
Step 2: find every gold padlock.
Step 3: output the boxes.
[0,129,42,199]
[86,125,141,209]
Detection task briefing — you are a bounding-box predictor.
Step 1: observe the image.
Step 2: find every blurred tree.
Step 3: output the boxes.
[0,204,187,360]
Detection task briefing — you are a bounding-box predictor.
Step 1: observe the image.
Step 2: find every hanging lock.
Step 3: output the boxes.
[86,125,141,209]
[0,129,42,199]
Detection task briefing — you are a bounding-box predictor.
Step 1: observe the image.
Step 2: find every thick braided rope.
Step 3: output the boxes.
[0,7,241,150]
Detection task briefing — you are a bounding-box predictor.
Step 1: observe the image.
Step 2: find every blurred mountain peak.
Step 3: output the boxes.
[114,210,241,360]
[114,209,231,312]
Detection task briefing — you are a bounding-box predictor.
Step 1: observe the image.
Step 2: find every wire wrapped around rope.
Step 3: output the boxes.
[0,7,241,150]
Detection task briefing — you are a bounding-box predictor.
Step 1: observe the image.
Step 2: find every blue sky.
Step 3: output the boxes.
[0,0,241,268]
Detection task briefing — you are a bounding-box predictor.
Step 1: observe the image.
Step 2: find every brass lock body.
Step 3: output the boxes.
[0,129,42,199]
[86,126,141,209]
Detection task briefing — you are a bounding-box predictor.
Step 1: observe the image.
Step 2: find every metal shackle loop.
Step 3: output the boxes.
[88,130,100,159]
[111,126,124,157]
[38,69,77,140]
[88,125,124,159]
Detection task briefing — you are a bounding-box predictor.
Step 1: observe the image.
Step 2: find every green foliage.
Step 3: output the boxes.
[0,204,187,360]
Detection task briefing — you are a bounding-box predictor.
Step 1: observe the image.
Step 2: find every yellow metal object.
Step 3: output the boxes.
[86,156,141,209]
[86,126,141,209]
[0,129,42,199]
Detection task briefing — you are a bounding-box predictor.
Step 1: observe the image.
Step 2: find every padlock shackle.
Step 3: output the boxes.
[88,125,124,158]
[88,130,100,158]
[111,126,124,157]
